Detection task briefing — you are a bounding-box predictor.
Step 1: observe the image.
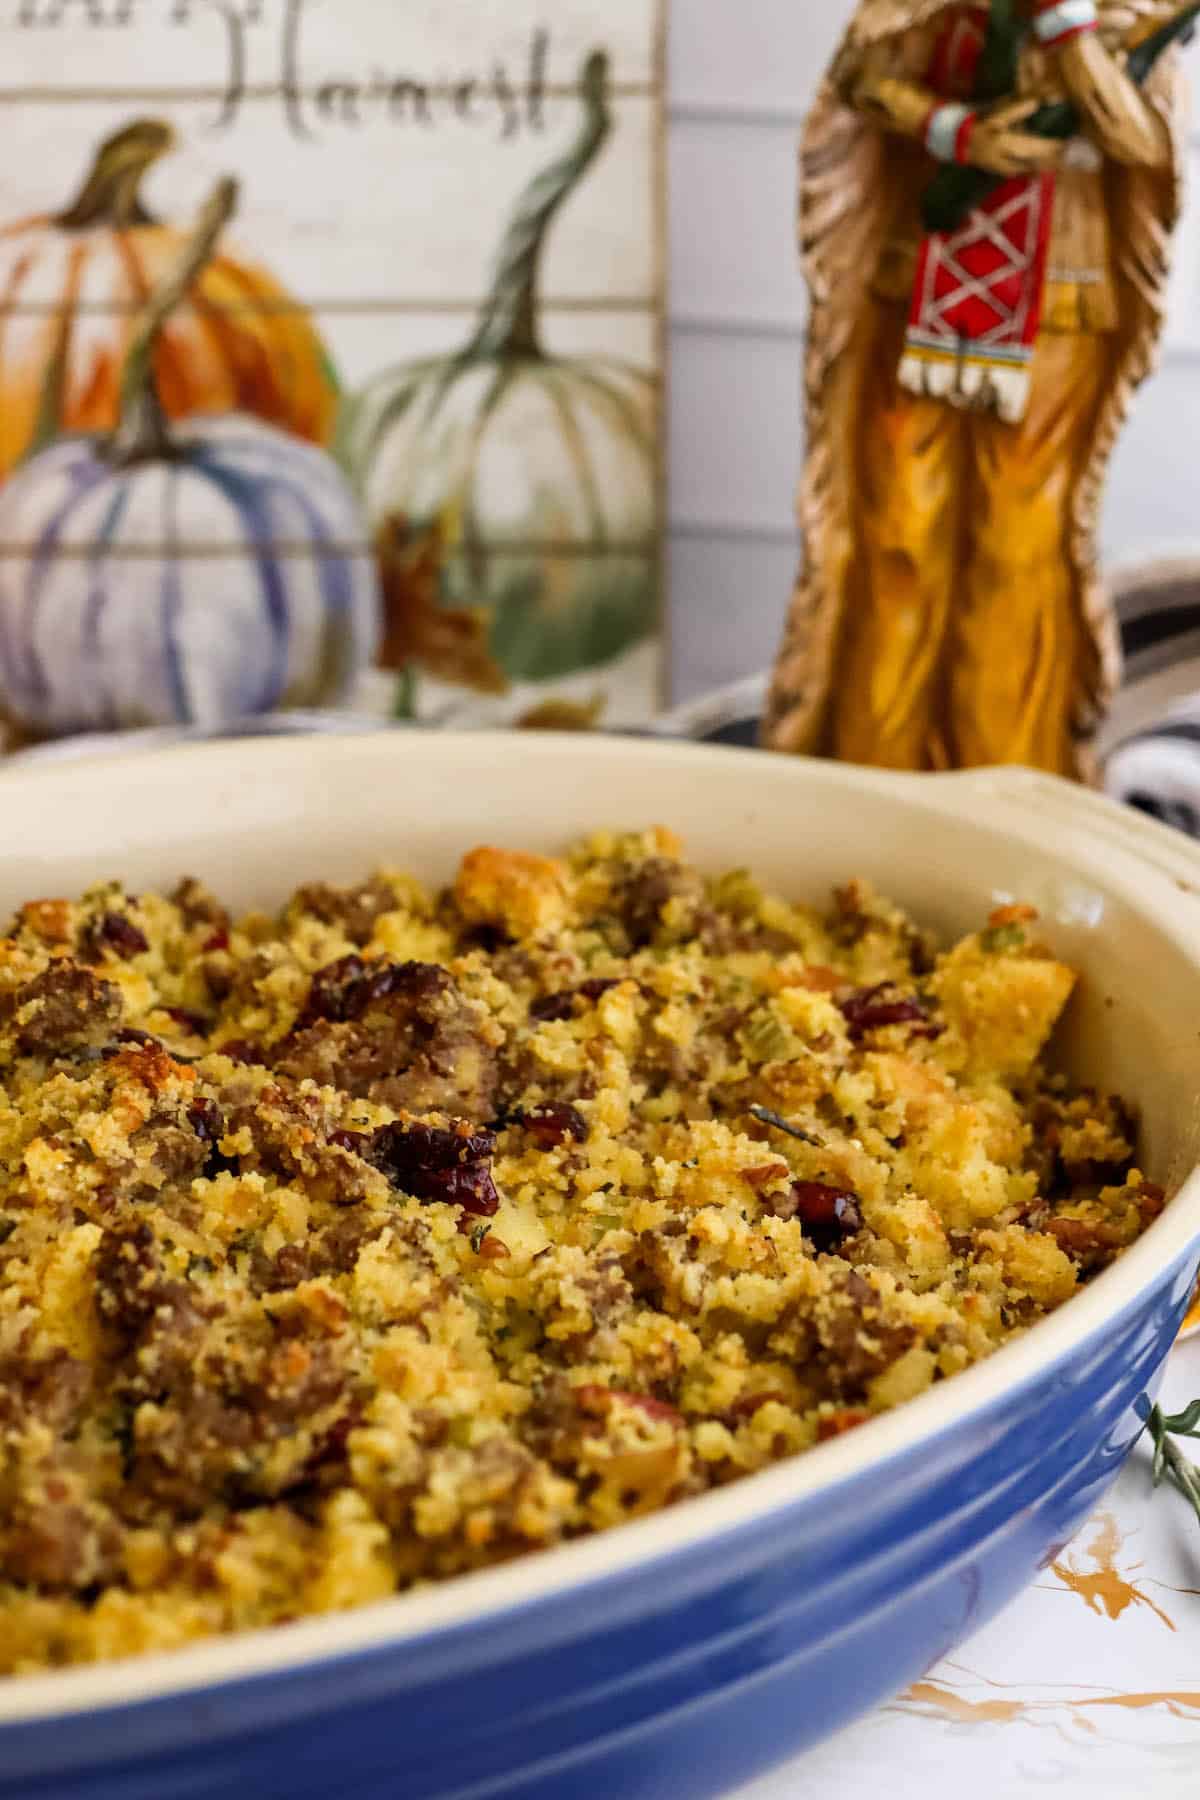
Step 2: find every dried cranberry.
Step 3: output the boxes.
[817,1408,871,1442]
[528,993,571,1024]
[107,1025,199,1066]
[303,1403,365,1483]
[106,1028,162,1054]
[519,1103,590,1149]
[188,1097,238,1178]
[839,984,940,1041]
[328,1130,369,1155]
[187,1099,224,1143]
[528,992,574,1024]
[529,978,620,1024]
[776,1180,863,1251]
[298,956,449,1029]
[202,928,230,953]
[164,1007,208,1037]
[363,1121,500,1218]
[218,1039,265,1066]
[576,1385,683,1426]
[80,912,149,961]
[460,923,509,954]
[728,1390,789,1421]
[298,954,370,1025]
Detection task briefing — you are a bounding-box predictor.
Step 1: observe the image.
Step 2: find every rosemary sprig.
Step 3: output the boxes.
[748,1104,822,1147]
[1146,1401,1200,1527]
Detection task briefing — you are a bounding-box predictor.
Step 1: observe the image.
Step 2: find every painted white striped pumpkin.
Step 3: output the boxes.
[0,180,379,739]
[0,415,379,736]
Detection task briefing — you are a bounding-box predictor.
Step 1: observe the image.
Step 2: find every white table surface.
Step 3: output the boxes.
[734,1336,1200,1800]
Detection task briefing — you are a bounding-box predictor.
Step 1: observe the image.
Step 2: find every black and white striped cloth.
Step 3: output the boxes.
[11,558,1200,835]
[1098,557,1200,837]
[653,558,1200,840]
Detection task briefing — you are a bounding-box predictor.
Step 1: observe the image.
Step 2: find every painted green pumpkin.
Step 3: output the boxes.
[338,51,659,689]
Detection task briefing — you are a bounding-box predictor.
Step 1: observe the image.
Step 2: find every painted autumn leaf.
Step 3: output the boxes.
[375,510,510,696]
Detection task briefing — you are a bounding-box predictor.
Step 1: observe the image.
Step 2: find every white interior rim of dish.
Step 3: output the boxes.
[0,736,1198,1722]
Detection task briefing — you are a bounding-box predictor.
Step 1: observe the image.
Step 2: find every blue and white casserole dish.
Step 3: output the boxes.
[1,732,1199,1800]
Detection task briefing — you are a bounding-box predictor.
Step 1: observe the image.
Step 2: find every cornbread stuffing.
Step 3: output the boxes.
[0,831,1162,1673]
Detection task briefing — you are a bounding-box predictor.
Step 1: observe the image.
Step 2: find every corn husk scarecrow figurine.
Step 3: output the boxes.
[765,0,1196,779]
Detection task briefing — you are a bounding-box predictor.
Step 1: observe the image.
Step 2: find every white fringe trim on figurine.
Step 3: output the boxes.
[897,346,1031,424]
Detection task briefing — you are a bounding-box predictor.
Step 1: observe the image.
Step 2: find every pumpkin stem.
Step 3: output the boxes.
[56,119,176,231]
[25,311,73,465]
[110,176,239,464]
[467,49,611,360]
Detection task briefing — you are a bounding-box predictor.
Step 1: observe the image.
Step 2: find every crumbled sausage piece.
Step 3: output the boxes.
[0,1352,93,1437]
[170,877,231,936]
[615,857,706,948]
[289,878,398,946]
[818,1273,919,1398]
[5,962,122,1058]
[273,958,500,1120]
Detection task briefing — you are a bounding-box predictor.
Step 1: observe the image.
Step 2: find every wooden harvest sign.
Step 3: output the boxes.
[0,0,665,740]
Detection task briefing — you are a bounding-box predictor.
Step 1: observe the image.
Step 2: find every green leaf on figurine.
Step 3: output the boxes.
[922,1,1200,234]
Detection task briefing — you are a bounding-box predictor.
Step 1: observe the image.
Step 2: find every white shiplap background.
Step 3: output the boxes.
[665,0,1200,703]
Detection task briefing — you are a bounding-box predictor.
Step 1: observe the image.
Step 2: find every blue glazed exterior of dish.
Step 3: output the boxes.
[5,1242,1194,1800]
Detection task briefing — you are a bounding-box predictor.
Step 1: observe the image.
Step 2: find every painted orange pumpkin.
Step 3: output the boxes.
[0,118,339,475]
